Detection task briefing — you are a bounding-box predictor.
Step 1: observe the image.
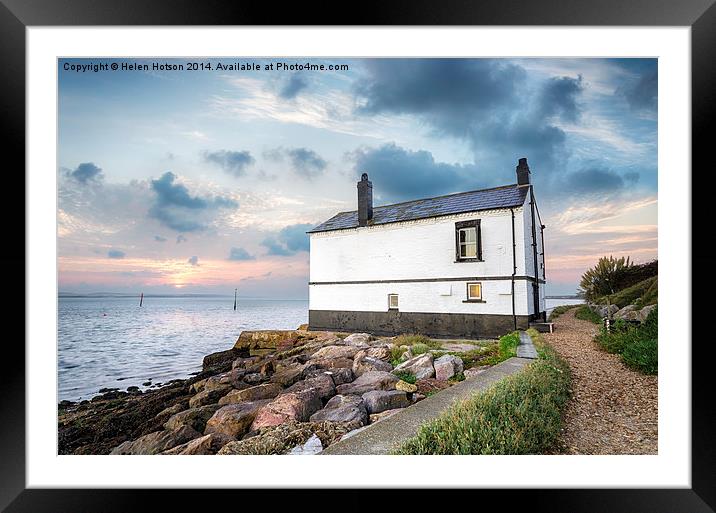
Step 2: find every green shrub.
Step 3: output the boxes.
[621,338,658,375]
[393,371,417,384]
[578,255,633,301]
[480,332,520,366]
[393,334,441,349]
[574,305,602,324]
[410,343,430,355]
[596,276,658,309]
[394,332,571,454]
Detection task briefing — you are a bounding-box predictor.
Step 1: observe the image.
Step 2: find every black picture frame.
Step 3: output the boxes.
[3,1,713,511]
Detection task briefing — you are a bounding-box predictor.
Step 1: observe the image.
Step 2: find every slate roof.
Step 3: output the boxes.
[308,183,529,233]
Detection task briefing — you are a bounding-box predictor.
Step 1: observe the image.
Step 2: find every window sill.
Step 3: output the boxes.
[388,308,399,311]
[454,259,484,263]
[463,299,486,303]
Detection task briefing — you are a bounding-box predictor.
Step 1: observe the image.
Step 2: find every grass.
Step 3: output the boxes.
[393,330,571,454]
[390,334,443,365]
[393,371,417,384]
[595,306,658,375]
[574,305,602,324]
[595,276,658,309]
[548,304,578,322]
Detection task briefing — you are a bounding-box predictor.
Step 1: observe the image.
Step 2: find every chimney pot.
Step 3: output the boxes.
[357,173,373,226]
[516,157,531,185]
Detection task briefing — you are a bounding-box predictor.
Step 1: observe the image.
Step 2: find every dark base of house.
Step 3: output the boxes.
[308,309,539,339]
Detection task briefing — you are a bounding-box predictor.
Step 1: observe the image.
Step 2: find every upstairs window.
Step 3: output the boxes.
[388,294,399,310]
[455,220,482,261]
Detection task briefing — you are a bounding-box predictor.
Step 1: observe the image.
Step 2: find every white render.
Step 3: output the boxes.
[309,190,546,320]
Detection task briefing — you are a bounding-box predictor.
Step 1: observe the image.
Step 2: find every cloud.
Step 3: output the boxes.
[264,147,327,180]
[349,143,485,202]
[202,150,255,177]
[187,256,199,266]
[154,235,167,242]
[261,223,313,256]
[148,172,238,232]
[562,165,640,195]
[228,247,255,261]
[107,249,125,259]
[176,234,187,244]
[279,74,308,99]
[538,75,583,123]
[616,68,657,113]
[70,162,103,184]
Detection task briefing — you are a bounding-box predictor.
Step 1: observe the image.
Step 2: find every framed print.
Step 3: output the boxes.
[3,0,715,511]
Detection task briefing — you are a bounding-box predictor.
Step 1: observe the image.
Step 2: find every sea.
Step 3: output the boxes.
[58,295,583,402]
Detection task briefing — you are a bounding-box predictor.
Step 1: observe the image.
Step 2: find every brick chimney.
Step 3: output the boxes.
[516,157,531,185]
[357,173,373,226]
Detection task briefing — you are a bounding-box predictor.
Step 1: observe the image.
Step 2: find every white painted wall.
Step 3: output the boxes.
[308,201,546,316]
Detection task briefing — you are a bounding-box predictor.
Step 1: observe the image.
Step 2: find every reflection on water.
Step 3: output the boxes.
[58,297,308,401]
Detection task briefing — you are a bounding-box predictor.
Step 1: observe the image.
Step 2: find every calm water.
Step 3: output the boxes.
[545,297,584,317]
[58,297,308,401]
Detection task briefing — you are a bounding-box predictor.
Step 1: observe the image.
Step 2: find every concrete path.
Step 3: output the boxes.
[517,331,539,358]
[321,352,536,455]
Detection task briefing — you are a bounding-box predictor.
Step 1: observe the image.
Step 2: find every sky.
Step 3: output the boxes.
[58,58,657,297]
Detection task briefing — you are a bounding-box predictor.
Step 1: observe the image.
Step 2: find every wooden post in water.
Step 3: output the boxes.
[233,288,237,311]
[139,292,144,307]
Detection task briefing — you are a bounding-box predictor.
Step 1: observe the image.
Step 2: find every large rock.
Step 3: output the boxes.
[369,408,403,424]
[362,390,410,414]
[395,380,418,393]
[614,304,638,320]
[392,353,435,380]
[309,394,368,427]
[162,432,234,455]
[355,346,392,361]
[110,425,201,455]
[204,400,271,438]
[234,330,310,356]
[326,367,354,385]
[352,355,393,377]
[311,345,361,360]
[638,304,657,322]
[287,434,323,455]
[309,357,354,370]
[164,404,221,432]
[188,384,232,408]
[343,333,372,347]
[336,371,399,395]
[155,402,187,420]
[203,371,245,391]
[218,383,283,405]
[434,354,464,381]
[251,389,323,430]
[283,374,336,401]
[270,363,307,387]
[202,348,242,372]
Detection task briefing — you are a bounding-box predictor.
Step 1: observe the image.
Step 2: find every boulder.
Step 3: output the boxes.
[110,425,200,455]
[218,383,283,405]
[361,390,410,414]
[355,346,392,361]
[369,408,403,424]
[204,400,270,438]
[188,384,232,408]
[164,404,221,432]
[395,380,418,393]
[343,333,372,347]
[392,353,435,380]
[352,355,393,377]
[161,432,234,455]
[311,345,361,360]
[336,371,400,395]
[287,434,323,455]
[434,354,464,381]
[326,367,354,385]
[189,378,207,394]
[309,394,368,427]
[202,348,242,372]
[638,304,657,322]
[234,330,309,356]
[309,357,354,370]
[155,402,187,420]
[251,389,323,430]
[232,356,261,370]
[283,374,336,401]
[614,304,638,320]
[243,373,265,385]
[203,371,242,392]
[270,363,308,387]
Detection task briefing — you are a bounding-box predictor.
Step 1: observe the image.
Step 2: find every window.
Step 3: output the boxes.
[455,220,482,261]
[467,282,482,301]
[388,294,399,310]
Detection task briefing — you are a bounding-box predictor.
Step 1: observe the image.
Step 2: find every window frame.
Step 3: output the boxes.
[463,281,486,303]
[388,293,399,311]
[455,219,482,262]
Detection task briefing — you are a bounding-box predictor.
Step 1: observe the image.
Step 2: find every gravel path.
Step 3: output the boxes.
[544,308,658,454]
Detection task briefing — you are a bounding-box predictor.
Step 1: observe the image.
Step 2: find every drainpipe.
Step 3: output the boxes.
[510,208,517,331]
[529,186,540,320]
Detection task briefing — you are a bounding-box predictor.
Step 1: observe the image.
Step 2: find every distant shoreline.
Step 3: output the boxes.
[58,293,308,300]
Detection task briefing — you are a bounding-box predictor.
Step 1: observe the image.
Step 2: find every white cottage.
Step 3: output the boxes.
[307,158,546,339]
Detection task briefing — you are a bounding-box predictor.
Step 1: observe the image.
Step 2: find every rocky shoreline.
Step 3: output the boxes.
[58,327,487,455]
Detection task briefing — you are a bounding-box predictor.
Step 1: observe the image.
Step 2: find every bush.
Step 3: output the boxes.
[596,276,658,309]
[393,371,416,384]
[621,338,658,375]
[481,332,520,366]
[574,305,602,324]
[596,306,657,375]
[393,334,441,349]
[578,255,633,301]
[394,332,571,454]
